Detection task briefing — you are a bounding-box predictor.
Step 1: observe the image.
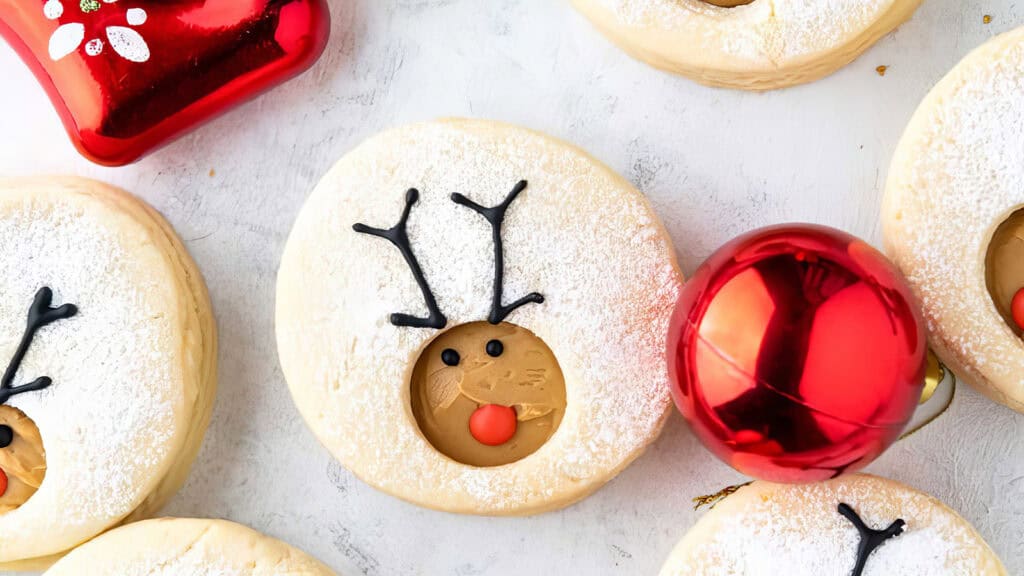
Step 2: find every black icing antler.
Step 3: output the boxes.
[838,503,906,576]
[1,287,78,405]
[353,189,448,330]
[452,180,544,325]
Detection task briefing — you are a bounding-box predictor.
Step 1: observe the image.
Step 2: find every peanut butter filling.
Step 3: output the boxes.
[410,322,566,467]
[0,406,46,514]
[986,208,1024,334]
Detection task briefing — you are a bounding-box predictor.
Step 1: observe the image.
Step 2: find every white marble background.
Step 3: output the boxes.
[1,0,1023,574]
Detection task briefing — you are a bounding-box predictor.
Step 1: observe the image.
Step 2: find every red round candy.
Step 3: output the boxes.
[1011,288,1024,332]
[0,469,7,498]
[469,404,517,446]
[668,224,927,483]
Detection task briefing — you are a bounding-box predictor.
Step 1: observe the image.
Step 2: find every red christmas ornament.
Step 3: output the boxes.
[0,0,330,166]
[668,224,927,483]
[469,404,517,446]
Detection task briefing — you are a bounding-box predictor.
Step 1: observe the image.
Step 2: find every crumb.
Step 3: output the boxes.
[983,15,992,24]
[876,65,888,77]
[208,168,216,177]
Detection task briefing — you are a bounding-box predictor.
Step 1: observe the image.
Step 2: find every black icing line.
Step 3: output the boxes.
[353,189,448,330]
[452,180,544,325]
[1,287,78,405]
[838,502,906,576]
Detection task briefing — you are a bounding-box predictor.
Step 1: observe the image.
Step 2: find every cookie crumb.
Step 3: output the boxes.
[984,15,992,24]
[876,65,888,76]
[208,168,216,177]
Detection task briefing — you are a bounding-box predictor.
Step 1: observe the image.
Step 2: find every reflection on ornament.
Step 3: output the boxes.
[668,225,927,483]
[44,1,149,62]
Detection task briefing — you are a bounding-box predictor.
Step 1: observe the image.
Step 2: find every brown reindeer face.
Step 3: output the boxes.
[411,321,565,467]
[0,406,46,514]
[355,181,566,467]
[0,287,77,513]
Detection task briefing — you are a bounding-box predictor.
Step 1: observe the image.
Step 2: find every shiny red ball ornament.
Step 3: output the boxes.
[469,404,517,446]
[668,224,927,483]
[0,0,330,166]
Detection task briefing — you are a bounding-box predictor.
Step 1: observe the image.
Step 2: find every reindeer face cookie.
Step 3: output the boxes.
[44,518,335,575]
[0,177,216,568]
[660,475,1006,576]
[277,119,683,515]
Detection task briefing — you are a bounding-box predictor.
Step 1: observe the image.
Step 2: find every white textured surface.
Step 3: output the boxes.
[0,0,1022,574]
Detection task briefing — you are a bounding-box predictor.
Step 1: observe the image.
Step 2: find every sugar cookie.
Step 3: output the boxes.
[571,0,923,90]
[45,518,335,575]
[883,27,1024,413]
[0,177,216,568]
[277,119,683,515]
[660,474,1005,575]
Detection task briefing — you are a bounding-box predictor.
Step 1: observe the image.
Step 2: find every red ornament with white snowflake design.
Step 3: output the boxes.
[0,0,330,165]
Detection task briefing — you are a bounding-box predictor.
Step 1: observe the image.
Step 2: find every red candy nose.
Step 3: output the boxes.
[1012,288,1024,331]
[469,404,517,446]
[0,469,7,498]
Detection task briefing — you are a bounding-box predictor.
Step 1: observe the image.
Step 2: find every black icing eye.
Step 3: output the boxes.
[486,339,504,357]
[441,349,461,367]
[0,425,12,449]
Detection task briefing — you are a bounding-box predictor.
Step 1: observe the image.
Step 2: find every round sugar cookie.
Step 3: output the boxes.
[884,27,1024,413]
[570,0,923,90]
[0,177,216,568]
[277,118,683,515]
[660,474,1006,575]
[44,518,335,575]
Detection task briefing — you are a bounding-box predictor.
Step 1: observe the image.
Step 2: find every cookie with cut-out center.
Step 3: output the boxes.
[884,27,1024,413]
[0,177,216,569]
[277,118,683,515]
[660,474,1005,575]
[571,0,922,90]
[44,518,335,575]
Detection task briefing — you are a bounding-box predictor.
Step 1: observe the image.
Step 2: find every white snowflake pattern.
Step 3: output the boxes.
[46,0,149,63]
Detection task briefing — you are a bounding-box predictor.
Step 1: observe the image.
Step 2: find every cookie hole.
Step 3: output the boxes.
[701,0,756,7]
[409,321,566,467]
[0,406,46,515]
[985,206,1024,335]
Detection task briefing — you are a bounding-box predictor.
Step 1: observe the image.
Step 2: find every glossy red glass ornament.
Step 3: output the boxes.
[668,224,926,483]
[0,0,330,166]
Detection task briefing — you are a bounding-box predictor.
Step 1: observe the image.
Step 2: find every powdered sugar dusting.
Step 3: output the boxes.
[48,518,333,575]
[0,184,186,560]
[884,29,1024,409]
[662,476,997,575]
[590,0,895,61]
[278,119,683,513]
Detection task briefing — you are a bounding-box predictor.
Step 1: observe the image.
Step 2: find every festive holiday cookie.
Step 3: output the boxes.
[0,177,216,568]
[277,119,683,515]
[45,518,335,575]
[661,474,1006,575]
[884,27,1024,414]
[570,0,923,90]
